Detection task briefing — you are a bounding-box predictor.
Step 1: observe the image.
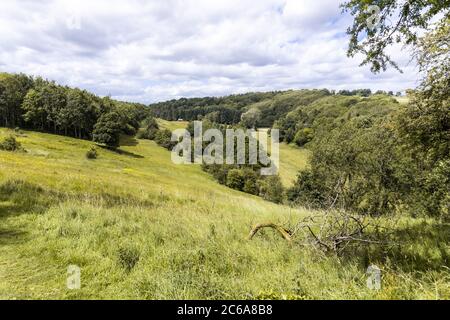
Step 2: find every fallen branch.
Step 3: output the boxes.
[248,223,292,242]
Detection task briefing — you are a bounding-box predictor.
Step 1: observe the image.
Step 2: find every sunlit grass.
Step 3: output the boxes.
[278,144,310,187]
[157,119,189,131]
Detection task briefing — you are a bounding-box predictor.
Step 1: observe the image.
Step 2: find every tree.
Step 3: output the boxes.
[226,169,245,191]
[289,117,402,214]
[0,73,33,128]
[240,107,261,129]
[138,116,159,140]
[22,88,46,130]
[92,112,122,148]
[342,0,449,73]
[339,1,449,218]
[394,19,450,217]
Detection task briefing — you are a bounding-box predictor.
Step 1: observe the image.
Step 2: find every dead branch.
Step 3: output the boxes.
[248,223,292,242]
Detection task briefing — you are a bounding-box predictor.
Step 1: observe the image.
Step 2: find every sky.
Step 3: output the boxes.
[0,0,420,103]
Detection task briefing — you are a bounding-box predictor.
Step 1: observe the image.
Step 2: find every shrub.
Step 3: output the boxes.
[287,170,327,208]
[202,164,230,185]
[242,169,259,195]
[138,116,160,140]
[137,127,159,140]
[294,128,314,147]
[0,135,22,151]
[154,129,176,150]
[226,169,245,191]
[258,175,284,203]
[86,146,98,159]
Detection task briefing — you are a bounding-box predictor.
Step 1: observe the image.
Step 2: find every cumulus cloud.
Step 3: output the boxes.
[0,0,418,102]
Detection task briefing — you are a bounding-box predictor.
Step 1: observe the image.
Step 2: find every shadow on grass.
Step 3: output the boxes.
[0,202,28,245]
[119,135,139,147]
[98,145,144,159]
[114,148,144,159]
[342,221,450,273]
[0,180,58,246]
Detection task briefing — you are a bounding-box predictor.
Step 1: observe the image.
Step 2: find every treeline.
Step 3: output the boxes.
[274,94,398,146]
[149,92,281,123]
[240,89,332,128]
[149,88,398,129]
[0,72,150,147]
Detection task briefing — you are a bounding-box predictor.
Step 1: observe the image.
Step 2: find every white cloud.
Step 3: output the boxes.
[0,0,418,102]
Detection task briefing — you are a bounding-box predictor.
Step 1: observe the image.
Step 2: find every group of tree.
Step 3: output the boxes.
[150,88,403,131]
[274,94,398,146]
[199,123,285,203]
[137,117,285,203]
[0,73,150,148]
[149,92,280,123]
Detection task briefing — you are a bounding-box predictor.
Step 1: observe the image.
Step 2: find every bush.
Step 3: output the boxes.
[287,170,327,208]
[258,176,284,203]
[137,117,160,140]
[242,169,259,195]
[137,127,159,140]
[294,128,314,147]
[202,164,230,185]
[226,169,245,191]
[0,135,22,151]
[154,129,176,150]
[86,146,98,159]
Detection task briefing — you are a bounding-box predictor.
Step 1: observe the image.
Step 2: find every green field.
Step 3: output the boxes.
[278,144,310,187]
[157,119,189,131]
[0,127,448,299]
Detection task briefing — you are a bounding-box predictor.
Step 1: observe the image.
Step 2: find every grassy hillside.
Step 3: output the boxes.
[278,144,310,187]
[0,128,448,299]
[156,119,189,131]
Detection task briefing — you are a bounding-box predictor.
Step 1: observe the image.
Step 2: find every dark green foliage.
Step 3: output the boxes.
[86,146,98,159]
[0,135,22,152]
[137,116,160,140]
[1,72,150,143]
[275,94,398,145]
[289,117,404,214]
[338,89,371,97]
[154,129,176,150]
[197,121,284,203]
[201,164,231,185]
[287,171,327,207]
[257,176,284,204]
[92,112,122,148]
[149,92,280,123]
[242,169,259,195]
[294,128,314,147]
[0,73,33,128]
[226,169,245,191]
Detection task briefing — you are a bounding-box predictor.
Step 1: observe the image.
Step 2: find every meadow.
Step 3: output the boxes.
[0,127,448,300]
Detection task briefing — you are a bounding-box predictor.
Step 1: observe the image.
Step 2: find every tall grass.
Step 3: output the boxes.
[0,128,448,299]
